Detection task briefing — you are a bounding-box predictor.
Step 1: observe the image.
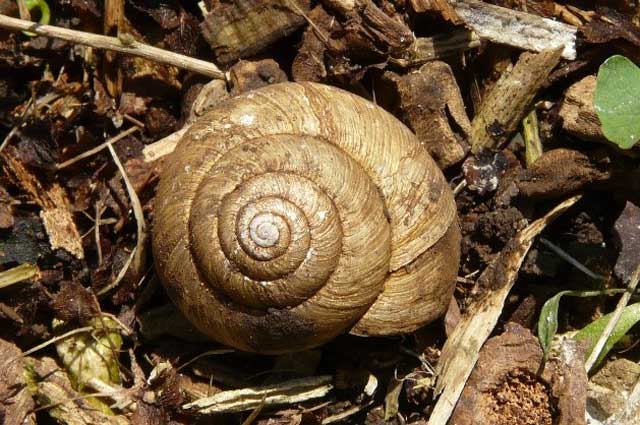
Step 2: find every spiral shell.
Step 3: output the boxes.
[153,82,460,353]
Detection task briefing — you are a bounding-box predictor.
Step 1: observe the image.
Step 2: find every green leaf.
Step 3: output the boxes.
[574,303,640,368]
[537,289,623,358]
[594,55,640,149]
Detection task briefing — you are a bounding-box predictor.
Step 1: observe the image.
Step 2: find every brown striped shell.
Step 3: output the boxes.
[152,82,460,354]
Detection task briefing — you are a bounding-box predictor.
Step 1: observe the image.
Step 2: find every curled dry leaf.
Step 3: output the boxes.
[25,356,129,424]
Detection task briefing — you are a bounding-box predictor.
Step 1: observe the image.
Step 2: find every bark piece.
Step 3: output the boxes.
[381,61,470,169]
[558,76,606,143]
[1,147,84,259]
[229,59,288,96]
[470,48,563,153]
[452,0,577,60]
[291,5,339,82]
[341,0,414,60]
[518,148,611,199]
[201,0,311,65]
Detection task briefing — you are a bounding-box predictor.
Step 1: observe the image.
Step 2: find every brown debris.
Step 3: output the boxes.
[581,7,640,47]
[0,339,35,425]
[291,5,343,82]
[229,59,289,96]
[588,358,640,420]
[518,148,611,199]
[52,280,100,325]
[201,0,311,65]
[380,61,470,169]
[558,76,607,143]
[470,48,563,153]
[408,0,463,24]
[612,201,640,283]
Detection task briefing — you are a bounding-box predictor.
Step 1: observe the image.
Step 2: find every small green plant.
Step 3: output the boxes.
[537,289,623,358]
[21,0,50,36]
[574,303,640,368]
[594,55,640,149]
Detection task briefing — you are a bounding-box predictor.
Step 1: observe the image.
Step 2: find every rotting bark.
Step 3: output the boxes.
[379,61,471,169]
[470,48,563,154]
[200,0,311,65]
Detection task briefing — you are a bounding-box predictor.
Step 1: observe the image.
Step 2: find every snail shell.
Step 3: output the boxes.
[153,82,460,354]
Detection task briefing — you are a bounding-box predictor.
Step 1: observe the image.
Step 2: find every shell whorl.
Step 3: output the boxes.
[153,82,460,353]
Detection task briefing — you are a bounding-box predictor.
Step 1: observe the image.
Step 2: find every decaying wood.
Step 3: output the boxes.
[1,148,84,259]
[429,195,582,425]
[183,376,333,414]
[291,5,335,82]
[200,0,311,65]
[380,61,471,169]
[558,76,606,143]
[450,323,587,425]
[103,0,124,97]
[470,48,563,154]
[452,0,577,60]
[408,0,462,24]
[0,14,225,79]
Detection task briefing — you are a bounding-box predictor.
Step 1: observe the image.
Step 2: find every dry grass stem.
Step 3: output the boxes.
[0,14,225,79]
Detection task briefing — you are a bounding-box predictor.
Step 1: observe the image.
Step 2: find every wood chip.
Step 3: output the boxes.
[558,75,607,143]
[470,48,563,153]
[183,376,333,414]
[429,195,582,425]
[452,0,577,60]
[201,0,311,64]
[2,148,84,259]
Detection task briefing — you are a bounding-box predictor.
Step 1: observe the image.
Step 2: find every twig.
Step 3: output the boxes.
[108,142,147,278]
[0,14,225,80]
[16,326,94,360]
[0,263,38,289]
[539,237,605,281]
[470,47,563,153]
[56,126,140,169]
[585,261,640,372]
[522,109,543,167]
